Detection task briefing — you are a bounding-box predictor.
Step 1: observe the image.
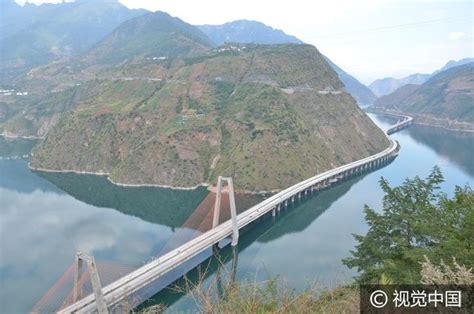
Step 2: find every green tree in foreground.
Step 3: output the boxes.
[343,166,474,284]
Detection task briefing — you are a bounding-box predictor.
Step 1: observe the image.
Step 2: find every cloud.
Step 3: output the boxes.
[449,32,465,40]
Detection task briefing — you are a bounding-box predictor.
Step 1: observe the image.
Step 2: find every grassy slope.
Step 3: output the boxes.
[30,44,388,191]
[373,64,474,126]
[82,11,214,65]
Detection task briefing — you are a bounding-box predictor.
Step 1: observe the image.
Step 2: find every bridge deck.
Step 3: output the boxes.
[59,115,413,313]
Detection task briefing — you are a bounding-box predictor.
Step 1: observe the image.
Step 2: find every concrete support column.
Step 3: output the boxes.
[226,177,239,246]
[212,176,223,228]
[73,254,84,302]
[74,252,108,314]
[230,245,238,285]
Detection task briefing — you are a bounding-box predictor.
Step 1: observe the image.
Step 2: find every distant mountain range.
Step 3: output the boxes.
[369,58,474,97]
[0,0,147,74]
[372,63,474,131]
[198,20,304,45]
[323,57,377,105]
[199,20,377,105]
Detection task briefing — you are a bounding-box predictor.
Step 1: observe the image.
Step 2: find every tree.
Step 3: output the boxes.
[343,166,474,284]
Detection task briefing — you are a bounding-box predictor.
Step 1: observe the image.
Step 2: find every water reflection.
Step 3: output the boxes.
[256,175,365,243]
[0,136,37,158]
[1,114,473,313]
[0,179,175,313]
[37,171,209,228]
[405,125,474,177]
[0,159,61,193]
[148,114,474,312]
[143,175,366,310]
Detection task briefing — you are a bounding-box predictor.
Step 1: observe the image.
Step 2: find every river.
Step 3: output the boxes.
[0,114,472,313]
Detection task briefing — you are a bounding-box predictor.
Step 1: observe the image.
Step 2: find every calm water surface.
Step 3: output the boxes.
[0,114,472,313]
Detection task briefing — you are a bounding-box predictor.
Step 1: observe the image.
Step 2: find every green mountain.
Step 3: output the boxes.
[373,63,474,131]
[198,20,376,105]
[82,11,215,65]
[2,11,388,191]
[369,58,474,97]
[0,11,216,138]
[0,0,147,75]
[25,43,388,191]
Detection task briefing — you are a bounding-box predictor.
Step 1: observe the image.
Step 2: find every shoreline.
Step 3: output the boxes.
[28,164,209,191]
[27,164,279,194]
[411,121,474,134]
[23,112,403,195]
[1,133,44,140]
[366,109,474,133]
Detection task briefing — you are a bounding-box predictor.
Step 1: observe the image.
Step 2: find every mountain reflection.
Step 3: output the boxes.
[37,171,209,228]
[405,125,474,177]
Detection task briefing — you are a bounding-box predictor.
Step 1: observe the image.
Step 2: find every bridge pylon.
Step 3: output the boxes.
[212,176,239,246]
[73,252,108,314]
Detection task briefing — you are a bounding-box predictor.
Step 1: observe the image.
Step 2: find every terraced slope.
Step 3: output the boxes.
[30,44,388,191]
[198,19,377,106]
[0,10,214,137]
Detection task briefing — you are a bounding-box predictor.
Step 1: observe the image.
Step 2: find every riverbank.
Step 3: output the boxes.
[28,164,282,195]
[154,280,359,314]
[0,132,44,140]
[366,109,474,133]
[26,114,402,194]
[28,164,209,191]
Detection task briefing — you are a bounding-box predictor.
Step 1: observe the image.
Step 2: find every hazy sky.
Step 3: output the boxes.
[16,0,473,84]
